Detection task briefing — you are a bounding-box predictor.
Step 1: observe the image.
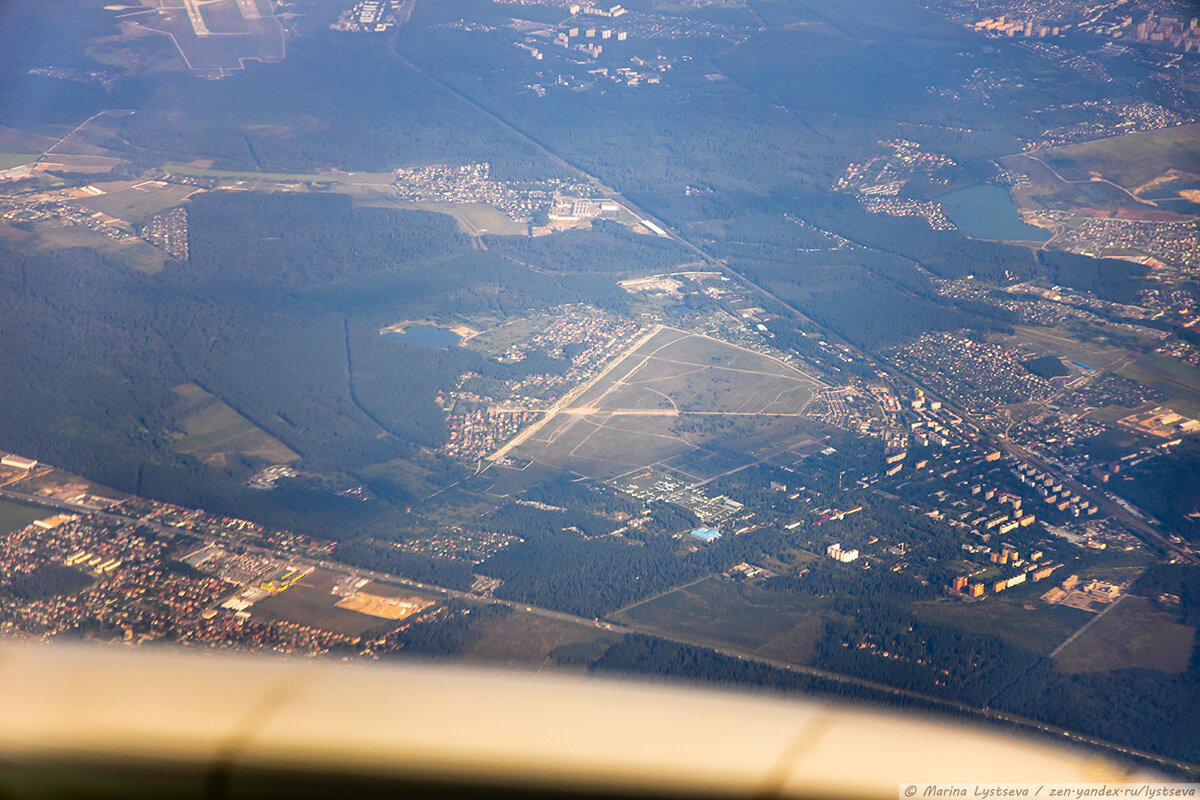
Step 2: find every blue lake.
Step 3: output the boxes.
[938,184,1051,242]
[386,324,462,348]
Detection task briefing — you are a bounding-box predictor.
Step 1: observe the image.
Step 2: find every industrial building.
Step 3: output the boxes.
[1,454,38,470]
[689,527,722,542]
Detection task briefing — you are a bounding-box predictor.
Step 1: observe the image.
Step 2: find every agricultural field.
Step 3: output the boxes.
[911,594,1092,656]
[510,327,824,480]
[1053,596,1195,674]
[459,610,621,670]
[169,382,300,468]
[611,576,837,665]
[1041,124,1200,191]
[78,180,198,223]
[1118,354,1200,419]
[0,499,49,536]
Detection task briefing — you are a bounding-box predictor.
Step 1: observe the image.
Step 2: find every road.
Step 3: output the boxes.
[1025,154,1155,207]
[202,536,1200,775]
[38,110,132,162]
[0,487,107,513]
[5,484,1196,775]
[6,23,1178,774]
[1000,438,1197,565]
[1048,594,1124,659]
[869,347,1196,566]
[385,32,857,351]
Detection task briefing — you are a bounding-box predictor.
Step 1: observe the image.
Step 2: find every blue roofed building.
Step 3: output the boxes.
[688,527,722,542]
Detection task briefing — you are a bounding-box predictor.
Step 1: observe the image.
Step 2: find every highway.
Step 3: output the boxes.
[4,483,1196,776]
[3,24,1185,777]
[334,552,1200,776]
[228,538,1200,776]
[867,346,1197,566]
[999,437,1197,565]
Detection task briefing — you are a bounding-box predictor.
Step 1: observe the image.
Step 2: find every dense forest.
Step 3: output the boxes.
[990,565,1200,764]
[6,564,93,602]
[0,191,655,538]
[1122,442,1200,543]
[591,633,965,715]
[480,513,794,617]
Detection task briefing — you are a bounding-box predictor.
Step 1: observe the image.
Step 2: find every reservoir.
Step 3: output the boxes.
[386,324,463,349]
[938,184,1051,242]
[0,498,47,535]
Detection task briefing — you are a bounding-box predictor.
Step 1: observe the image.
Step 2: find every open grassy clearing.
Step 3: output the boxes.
[0,126,57,154]
[170,382,299,467]
[995,326,1131,372]
[1053,596,1195,674]
[79,182,197,222]
[461,611,620,669]
[388,200,527,237]
[38,154,126,173]
[249,568,434,638]
[1040,124,1200,189]
[612,576,839,665]
[520,405,823,482]
[511,328,823,479]
[571,328,819,413]
[25,221,167,274]
[0,499,50,535]
[520,411,697,477]
[0,153,38,170]
[1118,355,1200,419]
[912,594,1092,656]
[163,162,327,182]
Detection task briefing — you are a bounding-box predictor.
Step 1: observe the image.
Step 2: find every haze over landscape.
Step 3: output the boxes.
[3,0,1200,779]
